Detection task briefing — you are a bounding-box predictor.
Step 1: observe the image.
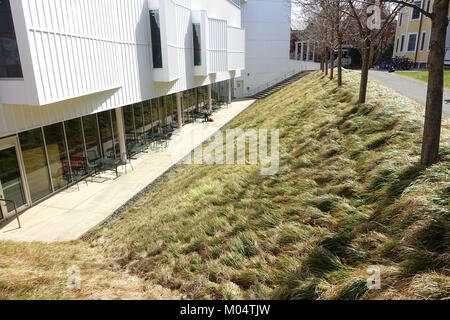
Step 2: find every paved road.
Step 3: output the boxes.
[368,70,450,117]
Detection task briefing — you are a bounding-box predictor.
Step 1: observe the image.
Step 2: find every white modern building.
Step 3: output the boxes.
[0,0,319,222]
[234,0,318,98]
[0,0,245,221]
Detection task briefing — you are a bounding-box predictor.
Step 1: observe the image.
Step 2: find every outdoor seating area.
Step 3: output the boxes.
[61,83,231,192]
[0,98,255,242]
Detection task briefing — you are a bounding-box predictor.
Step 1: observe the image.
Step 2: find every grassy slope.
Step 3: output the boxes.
[1,71,449,300]
[92,71,450,300]
[396,71,450,89]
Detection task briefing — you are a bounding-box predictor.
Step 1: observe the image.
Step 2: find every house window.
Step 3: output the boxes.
[426,0,431,13]
[396,38,400,52]
[399,13,403,27]
[407,33,417,52]
[411,1,422,20]
[400,34,405,52]
[193,23,201,66]
[149,10,162,68]
[420,31,426,51]
[0,0,23,78]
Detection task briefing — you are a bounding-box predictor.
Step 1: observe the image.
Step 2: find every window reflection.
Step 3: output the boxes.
[64,118,85,173]
[82,114,102,162]
[98,110,115,159]
[43,123,70,191]
[0,0,23,78]
[19,129,52,202]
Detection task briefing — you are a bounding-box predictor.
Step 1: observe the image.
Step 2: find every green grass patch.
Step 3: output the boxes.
[396,70,450,89]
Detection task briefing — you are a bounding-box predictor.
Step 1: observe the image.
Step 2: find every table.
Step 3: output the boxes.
[97,158,122,178]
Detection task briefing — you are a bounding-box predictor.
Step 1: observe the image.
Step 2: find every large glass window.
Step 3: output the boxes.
[411,1,422,20]
[143,100,153,135]
[193,23,201,66]
[0,146,26,212]
[64,118,85,173]
[407,33,417,52]
[123,105,135,139]
[150,10,163,68]
[111,111,121,157]
[82,115,102,162]
[98,110,115,159]
[151,99,161,133]
[43,123,70,191]
[19,129,52,202]
[134,103,145,138]
[0,0,22,78]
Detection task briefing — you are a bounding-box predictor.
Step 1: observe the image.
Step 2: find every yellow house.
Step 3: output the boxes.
[393,0,450,68]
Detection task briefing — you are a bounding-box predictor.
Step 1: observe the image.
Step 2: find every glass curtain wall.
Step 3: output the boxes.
[82,115,102,162]
[151,99,161,133]
[111,111,121,157]
[43,123,70,191]
[18,129,52,203]
[64,118,85,175]
[0,0,23,78]
[98,110,115,159]
[123,105,135,140]
[134,103,145,139]
[143,100,153,135]
[0,147,26,212]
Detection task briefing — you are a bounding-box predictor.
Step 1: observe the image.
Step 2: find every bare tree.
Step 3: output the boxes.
[344,1,401,104]
[388,0,449,165]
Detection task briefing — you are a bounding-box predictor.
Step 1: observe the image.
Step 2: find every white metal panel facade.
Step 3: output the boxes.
[0,0,245,138]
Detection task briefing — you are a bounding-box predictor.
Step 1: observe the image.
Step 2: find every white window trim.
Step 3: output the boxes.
[407,32,419,52]
[425,0,431,18]
[410,0,423,21]
[420,31,426,52]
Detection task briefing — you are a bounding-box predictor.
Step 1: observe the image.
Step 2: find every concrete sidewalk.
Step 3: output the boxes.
[0,99,256,243]
[367,70,450,117]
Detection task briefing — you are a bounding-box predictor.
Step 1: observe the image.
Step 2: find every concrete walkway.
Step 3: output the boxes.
[367,70,450,117]
[0,99,256,243]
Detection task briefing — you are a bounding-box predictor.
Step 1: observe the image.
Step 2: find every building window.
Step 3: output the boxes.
[420,31,426,51]
[19,129,52,203]
[407,33,418,52]
[82,115,102,162]
[396,38,400,52]
[426,0,431,13]
[400,34,405,52]
[0,0,23,78]
[411,1,422,20]
[150,10,163,68]
[193,23,201,66]
[43,123,71,191]
[399,13,403,27]
[64,118,86,175]
[98,110,116,159]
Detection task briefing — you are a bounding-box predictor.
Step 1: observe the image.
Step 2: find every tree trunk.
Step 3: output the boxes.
[359,39,370,104]
[421,0,449,166]
[325,48,329,75]
[330,46,334,80]
[320,50,324,72]
[338,35,343,86]
[368,44,375,69]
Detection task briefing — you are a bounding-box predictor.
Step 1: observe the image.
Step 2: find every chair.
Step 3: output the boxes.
[71,164,88,191]
[121,152,134,174]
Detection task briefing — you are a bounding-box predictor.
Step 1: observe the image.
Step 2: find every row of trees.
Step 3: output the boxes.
[293,0,449,166]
